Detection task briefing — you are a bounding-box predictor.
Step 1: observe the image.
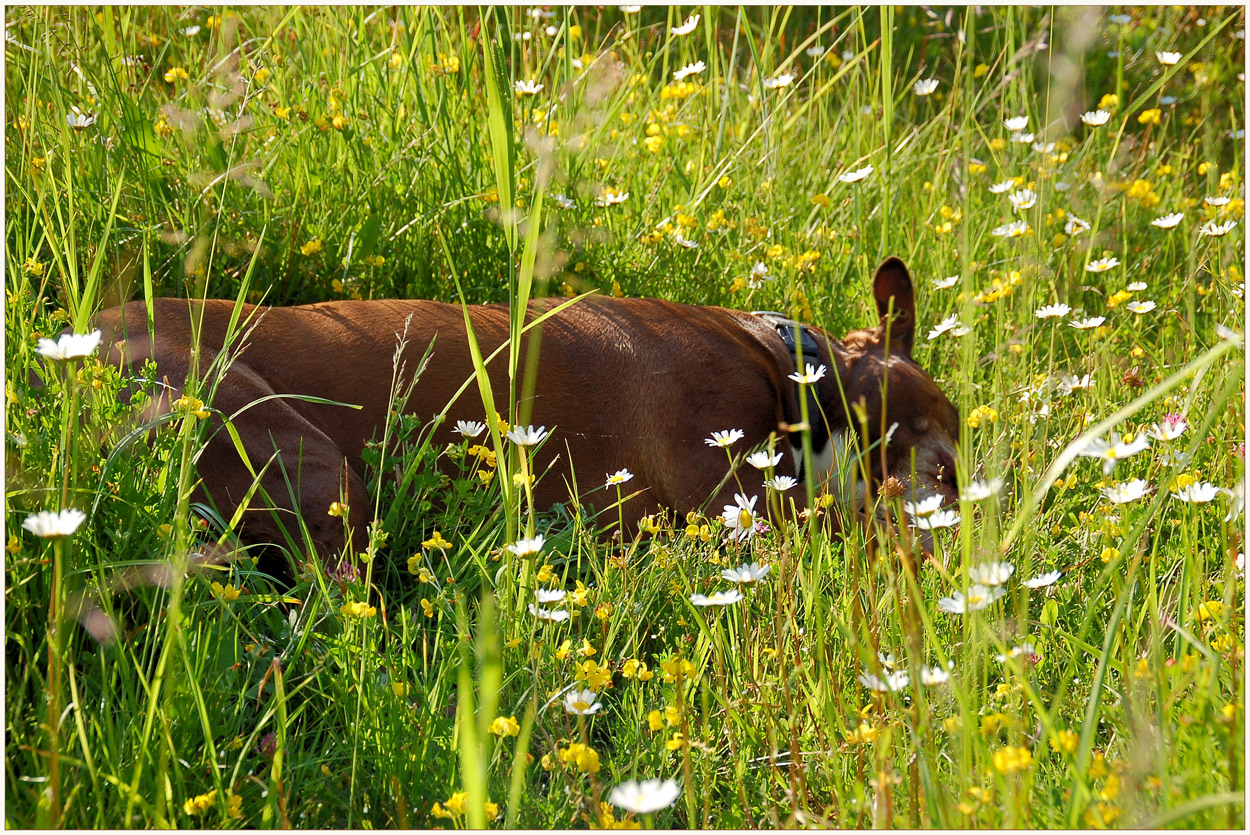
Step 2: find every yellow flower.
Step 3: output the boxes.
[809,193,831,207]
[665,733,686,751]
[341,601,377,618]
[300,238,324,256]
[1099,547,1119,564]
[444,791,468,815]
[718,175,732,189]
[942,715,963,734]
[1137,108,1162,125]
[484,801,500,821]
[570,580,590,607]
[327,501,348,517]
[558,742,600,773]
[660,657,695,683]
[420,598,435,618]
[1196,600,1224,621]
[422,530,452,551]
[1211,634,1235,653]
[1049,729,1079,754]
[966,404,999,429]
[1088,752,1109,779]
[6,534,19,554]
[536,563,555,583]
[1083,801,1121,829]
[183,790,217,816]
[576,660,612,691]
[973,63,989,78]
[847,722,880,744]
[594,603,611,622]
[647,710,664,731]
[1098,93,1119,111]
[489,715,520,737]
[992,745,1034,774]
[331,113,350,130]
[1098,773,1121,802]
[164,66,189,84]
[980,713,1009,735]
[211,581,241,602]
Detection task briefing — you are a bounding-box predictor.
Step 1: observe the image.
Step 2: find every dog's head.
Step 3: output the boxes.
[811,257,960,514]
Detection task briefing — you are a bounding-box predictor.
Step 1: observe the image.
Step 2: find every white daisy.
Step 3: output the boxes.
[766,475,798,492]
[989,179,1016,194]
[788,363,826,385]
[1101,479,1153,504]
[1152,212,1184,229]
[903,494,943,517]
[991,220,1029,238]
[36,329,102,361]
[1065,214,1091,236]
[1080,109,1112,126]
[933,275,959,289]
[507,535,546,557]
[858,669,910,691]
[608,779,681,815]
[514,79,544,96]
[805,45,827,58]
[506,424,548,446]
[1126,281,1148,291]
[673,60,706,81]
[564,688,603,715]
[706,429,745,448]
[920,661,953,686]
[912,509,960,530]
[1068,316,1106,330]
[969,561,1015,586]
[553,193,576,210]
[670,13,699,36]
[1059,373,1094,395]
[1148,415,1187,440]
[1125,300,1156,314]
[720,493,759,542]
[996,642,1037,663]
[927,313,964,340]
[1172,482,1221,503]
[1085,256,1120,273]
[746,450,783,469]
[913,78,939,96]
[1036,303,1071,319]
[1204,195,1231,207]
[65,106,97,130]
[1003,115,1029,131]
[1200,220,1237,238]
[528,603,570,622]
[21,508,87,539]
[605,469,634,488]
[535,588,567,604]
[672,232,698,249]
[1008,188,1037,211]
[595,186,629,207]
[454,420,486,438]
[937,584,1006,614]
[762,72,796,90]
[839,164,874,184]
[960,478,1004,502]
[721,562,772,584]
[1022,570,1062,589]
[690,589,745,606]
[1079,432,1150,474]
[1156,50,1182,65]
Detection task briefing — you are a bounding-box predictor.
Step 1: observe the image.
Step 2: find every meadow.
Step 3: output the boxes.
[4,5,1246,829]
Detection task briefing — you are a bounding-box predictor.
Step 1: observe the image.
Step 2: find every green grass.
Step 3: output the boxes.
[5,5,1245,829]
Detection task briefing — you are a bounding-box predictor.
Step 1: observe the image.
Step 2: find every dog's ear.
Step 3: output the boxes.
[873,256,916,355]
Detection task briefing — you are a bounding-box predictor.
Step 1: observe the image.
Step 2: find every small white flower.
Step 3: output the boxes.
[996,642,1037,663]
[805,45,827,58]
[1036,303,1071,319]
[65,106,97,130]
[605,469,634,488]
[181,25,202,36]
[507,535,546,557]
[553,193,576,210]
[969,561,1015,586]
[514,79,544,96]
[706,429,745,448]
[989,179,1016,194]
[1205,195,1231,207]
[1148,416,1187,440]
[672,232,698,249]
[535,588,567,604]
[1065,214,1091,236]
[670,13,700,36]
[766,475,798,492]
[690,589,745,607]
[1152,212,1184,229]
[937,584,1006,614]
[1101,479,1153,504]
[1085,256,1120,273]
[1011,131,1036,144]
[960,478,1004,502]
[933,275,959,289]
[1156,50,1182,66]
[1172,482,1221,503]
[1125,300,1156,314]
[913,78,939,96]
[927,314,964,340]
[608,779,681,815]
[36,329,103,361]
[1080,432,1151,475]
[619,5,642,13]
[746,450,783,470]
[1068,316,1106,330]
[920,661,954,686]
[721,493,760,542]
[564,689,603,715]
[903,494,944,517]
[1008,188,1037,211]
[1159,448,1193,468]
[1126,281,1147,292]
[1022,570,1062,589]
[454,420,486,438]
[747,261,773,289]
[1080,109,1112,126]
[912,509,960,530]
[1054,181,1072,192]
[673,60,706,81]
[991,220,1030,238]
[839,164,874,184]
[1032,141,1056,154]
[1059,373,1094,395]
[788,363,826,385]
[721,562,772,584]
[21,508,87,539]
[1003,115,1029,131]
[507,424,548,446]
[1200,220,1237,238]
[595,187,629,207]
[858,669,910,691]
[762,72,796,90]
[528,603,570,622]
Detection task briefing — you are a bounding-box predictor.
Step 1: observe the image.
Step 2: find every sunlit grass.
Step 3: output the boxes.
[4,5,1245,829]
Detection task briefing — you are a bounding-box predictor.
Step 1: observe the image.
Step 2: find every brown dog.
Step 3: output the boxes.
[94,257,959,560]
